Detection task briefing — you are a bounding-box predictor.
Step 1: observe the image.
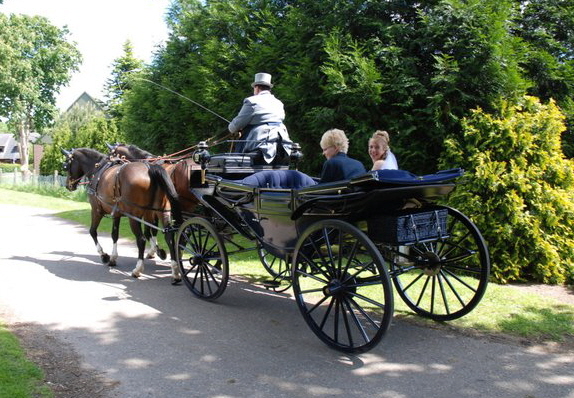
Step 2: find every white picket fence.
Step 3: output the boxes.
[0,170,67,187]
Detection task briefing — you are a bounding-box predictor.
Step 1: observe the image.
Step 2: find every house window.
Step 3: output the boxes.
[0,146,4,152]
[11,146,19,153]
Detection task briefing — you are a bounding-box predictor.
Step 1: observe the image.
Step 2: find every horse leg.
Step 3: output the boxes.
[163,221,182,285]
[144,224,157,259]
[90,211,110,264]
[130,219,147,278]
[108,216,121,267]
[145,221,167,260]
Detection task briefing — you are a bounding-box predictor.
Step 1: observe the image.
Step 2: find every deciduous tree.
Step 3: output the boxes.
[0,13,81,176]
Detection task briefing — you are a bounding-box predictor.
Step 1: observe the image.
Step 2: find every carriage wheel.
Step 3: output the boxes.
[257,244,292,292]
[391,206,490,321]
[175,217,229,300]
[257,244,290,278]
[292,220,394,353]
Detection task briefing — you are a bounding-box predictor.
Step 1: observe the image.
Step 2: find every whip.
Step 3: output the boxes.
[127,72,230,124]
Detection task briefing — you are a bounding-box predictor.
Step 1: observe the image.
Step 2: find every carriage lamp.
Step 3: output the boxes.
[290,142,303,170]
[192,141,211,184]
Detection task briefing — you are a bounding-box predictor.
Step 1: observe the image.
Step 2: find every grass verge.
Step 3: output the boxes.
[0,323,52,398]
[1,187,573,348]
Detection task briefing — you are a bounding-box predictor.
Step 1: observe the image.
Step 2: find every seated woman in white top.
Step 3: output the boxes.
[368,130,398,170]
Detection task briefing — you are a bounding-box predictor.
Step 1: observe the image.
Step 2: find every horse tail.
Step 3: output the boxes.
[148,164,183,225]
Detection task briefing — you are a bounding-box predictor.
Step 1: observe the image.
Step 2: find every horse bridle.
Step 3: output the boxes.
[61,150,83,188]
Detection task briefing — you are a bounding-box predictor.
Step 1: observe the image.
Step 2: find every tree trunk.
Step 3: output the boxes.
[17,116,32,180]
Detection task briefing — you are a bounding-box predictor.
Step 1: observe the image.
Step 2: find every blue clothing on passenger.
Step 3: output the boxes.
[320,152,366,183]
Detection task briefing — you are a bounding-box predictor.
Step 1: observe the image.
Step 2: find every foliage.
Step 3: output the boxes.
[120,0,539,175]
[441,96,574,284]
[0,163,20,172]
[0,13,81,170]
[514,0,574,158]
[103,40,144,121]
[40,106,124,175]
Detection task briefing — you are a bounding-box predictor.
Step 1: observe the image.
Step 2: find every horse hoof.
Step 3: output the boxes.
[171,278,182,285]
[108,260,117,267]
[101,254,110,264]
[131,272,140,278]
[146,253,155,259]
[158,249,167,260]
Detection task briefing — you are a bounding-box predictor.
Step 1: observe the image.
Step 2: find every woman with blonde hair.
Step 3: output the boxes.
[368,130,398,170]
[319,128,366,183]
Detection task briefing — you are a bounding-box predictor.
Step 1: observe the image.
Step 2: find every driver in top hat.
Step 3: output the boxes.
[228,72,293,165]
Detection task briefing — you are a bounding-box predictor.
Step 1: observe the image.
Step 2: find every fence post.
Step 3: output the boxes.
[54,170,59,187]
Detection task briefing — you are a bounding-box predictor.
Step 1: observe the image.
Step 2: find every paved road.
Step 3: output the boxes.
[0,204,572,398]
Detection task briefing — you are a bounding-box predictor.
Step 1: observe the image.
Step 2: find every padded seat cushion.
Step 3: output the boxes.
[371,168,464,184]
[239,170,317,189]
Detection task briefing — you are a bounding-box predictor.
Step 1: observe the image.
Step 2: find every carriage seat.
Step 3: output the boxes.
[239,170,317,189]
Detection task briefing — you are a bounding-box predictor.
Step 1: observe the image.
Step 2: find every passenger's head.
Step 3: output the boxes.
[320,129,349,159]
[368,130,390,163]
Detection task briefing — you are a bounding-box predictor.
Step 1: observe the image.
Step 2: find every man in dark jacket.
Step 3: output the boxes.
[319,128,366,183]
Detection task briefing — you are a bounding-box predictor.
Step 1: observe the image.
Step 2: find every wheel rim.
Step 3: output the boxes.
[258,245,290,278]
[292,220,394,353]
[391,206,490,321]
[175,217,229,300]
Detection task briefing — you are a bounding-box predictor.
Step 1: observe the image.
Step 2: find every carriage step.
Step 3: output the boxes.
[263,280,281,289]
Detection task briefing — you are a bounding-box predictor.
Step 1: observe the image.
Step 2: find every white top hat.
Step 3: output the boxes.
[252,72,273,88]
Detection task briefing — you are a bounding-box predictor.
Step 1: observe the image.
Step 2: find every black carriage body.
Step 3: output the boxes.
[193,171,457,257]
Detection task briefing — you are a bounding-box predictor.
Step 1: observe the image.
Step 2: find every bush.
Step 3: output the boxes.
[0,163,22,172]
[441,96,574,284]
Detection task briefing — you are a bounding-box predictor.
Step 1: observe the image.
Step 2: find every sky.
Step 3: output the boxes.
[0,0,171,111]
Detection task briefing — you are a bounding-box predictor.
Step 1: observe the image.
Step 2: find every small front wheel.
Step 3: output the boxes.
[175,217,229,300]
[292,220,394,353]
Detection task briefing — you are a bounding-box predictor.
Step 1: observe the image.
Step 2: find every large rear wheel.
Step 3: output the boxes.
[390,206,490,321]
[292,220,394,353]
[175,217,229,300]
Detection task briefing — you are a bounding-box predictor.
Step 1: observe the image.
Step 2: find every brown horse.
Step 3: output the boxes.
[62,147,183,283]
[106,143,201,217]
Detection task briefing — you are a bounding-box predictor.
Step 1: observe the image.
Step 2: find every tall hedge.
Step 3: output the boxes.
[441,96,574,284]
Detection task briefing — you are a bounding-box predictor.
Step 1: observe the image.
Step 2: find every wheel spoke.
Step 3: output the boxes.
[343,298,369,345]
[440,269,467,307]
[437,273,451,315]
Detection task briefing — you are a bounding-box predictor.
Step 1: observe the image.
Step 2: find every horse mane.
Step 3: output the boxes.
[126,144,156,159]
[75,147,107,161]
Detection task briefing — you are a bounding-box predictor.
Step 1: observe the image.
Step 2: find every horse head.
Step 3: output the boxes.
[61,148,82,191]
[62,148,107,191]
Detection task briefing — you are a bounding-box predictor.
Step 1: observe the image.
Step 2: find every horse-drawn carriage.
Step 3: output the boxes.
[64,141,489,353]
